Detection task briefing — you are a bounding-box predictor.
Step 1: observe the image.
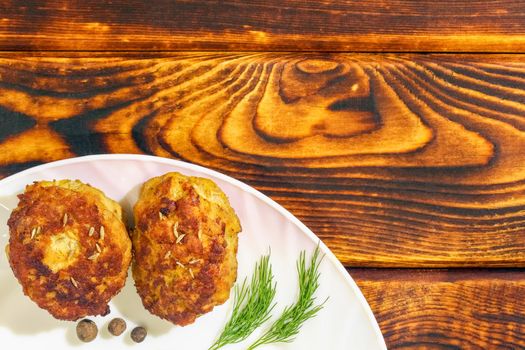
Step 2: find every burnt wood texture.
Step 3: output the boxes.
[1,1,525,349]
[0,53,524,268]
[0,0,525,52]
[351,268,525,349]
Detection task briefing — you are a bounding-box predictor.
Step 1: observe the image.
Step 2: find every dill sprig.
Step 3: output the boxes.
[247,245,327,349]
[209,254,277,350]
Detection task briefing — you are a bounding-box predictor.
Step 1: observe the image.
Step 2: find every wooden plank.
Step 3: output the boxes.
[1,1,525,52]
[351,268,525,349]
[0,53,524,267]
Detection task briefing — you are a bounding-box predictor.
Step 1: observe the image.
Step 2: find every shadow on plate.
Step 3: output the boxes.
[119,182,141,229]
[0,272,69,335]
[111,274,173,337]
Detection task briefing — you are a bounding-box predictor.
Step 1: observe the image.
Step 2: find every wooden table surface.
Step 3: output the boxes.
[1,1,525,348]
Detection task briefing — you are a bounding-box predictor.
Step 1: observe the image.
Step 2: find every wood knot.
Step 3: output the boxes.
[296,58,340,74]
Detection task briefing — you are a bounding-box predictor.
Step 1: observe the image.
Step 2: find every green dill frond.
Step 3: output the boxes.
[208,254,276,350]
[247,244,327,349]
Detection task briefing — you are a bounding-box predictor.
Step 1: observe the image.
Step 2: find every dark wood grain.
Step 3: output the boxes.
[1,1,525,52]
[351,268,525,349]
[0,53,524,267]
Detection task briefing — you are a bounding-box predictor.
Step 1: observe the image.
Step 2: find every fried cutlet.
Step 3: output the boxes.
[132,172,241,326]
[6,180,132,321]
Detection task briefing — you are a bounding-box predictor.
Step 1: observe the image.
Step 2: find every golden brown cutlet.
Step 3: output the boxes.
[6,180,131,321]
[132,172,241,326]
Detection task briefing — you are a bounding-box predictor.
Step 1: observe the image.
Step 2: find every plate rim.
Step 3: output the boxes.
[0,154,387,349]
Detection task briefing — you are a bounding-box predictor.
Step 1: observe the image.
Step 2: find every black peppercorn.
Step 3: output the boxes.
[76,319,98,342]
[130,326,147,343]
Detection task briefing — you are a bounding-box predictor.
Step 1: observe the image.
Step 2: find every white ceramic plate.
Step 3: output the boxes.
[0,155,386,350]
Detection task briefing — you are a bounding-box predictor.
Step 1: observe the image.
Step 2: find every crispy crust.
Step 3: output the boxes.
[132,172,241,326]
[6,180,132,321]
